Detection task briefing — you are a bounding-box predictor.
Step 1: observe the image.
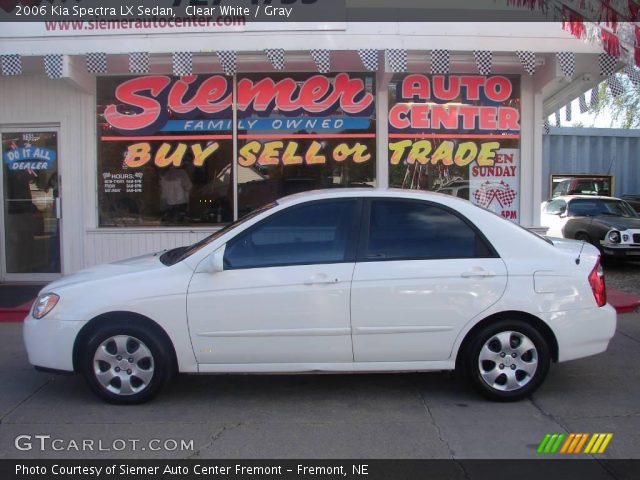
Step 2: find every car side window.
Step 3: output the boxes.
[363,199,495,261]
[544,199,566,215]
[224,200,357,269]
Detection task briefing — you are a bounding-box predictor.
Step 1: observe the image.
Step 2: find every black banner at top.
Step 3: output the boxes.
[0,0,621,23]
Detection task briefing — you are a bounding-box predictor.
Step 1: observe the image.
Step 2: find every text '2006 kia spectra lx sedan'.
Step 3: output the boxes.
[24,189,616,404]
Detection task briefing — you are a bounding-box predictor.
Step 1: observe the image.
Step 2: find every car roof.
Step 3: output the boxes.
[276,187,470,206]
[553,195,621,201]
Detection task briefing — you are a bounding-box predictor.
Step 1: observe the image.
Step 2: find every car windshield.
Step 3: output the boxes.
[567,199,638,218]
[159,202,278,266]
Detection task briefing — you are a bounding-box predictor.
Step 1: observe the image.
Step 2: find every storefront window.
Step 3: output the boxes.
[236,73,376,217]
[97,75,234,226]
[388,74,521,222]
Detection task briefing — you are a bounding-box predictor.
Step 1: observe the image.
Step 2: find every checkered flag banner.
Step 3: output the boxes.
[579,94,588,113]
[556,52,575,77]
[387,49,407,73]
[590,87,599,109]
[431,49,450,75]
[516,51,536,75]
[554,110,561,127]
[85,52,107,74]
[565,102,572,122]
[265,49,285,70]
[473,50,492,75]
[623,65,640,87]
[608,75,624,97]
[44,54,63,79]
[599,53,617,76]
[129,52,149,74]
[358,49,378,72]
[543,119,550,134]
[1,54,22,76]
[217,51,237,76]
[173,52,193,76]
[310,49,330,73]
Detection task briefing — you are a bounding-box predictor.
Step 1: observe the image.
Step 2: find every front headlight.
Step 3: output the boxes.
[607,230,621,243]
[32,293,60,319]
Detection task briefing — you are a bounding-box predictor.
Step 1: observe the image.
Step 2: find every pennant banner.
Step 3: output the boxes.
[623,65,640,87]
[608,75,625,97]
[590,86,599,109]
[565,102,572,122]
[556,52,576,76]
[0,54,22,76]
[579,93,588,113]
[543,119,550,135]
[44,54,63,79]
[358,49,378,72]
[310,49,330,73]
[265,49,285,70]
[473,50,492,75]
[516,51,536,75]
[129,52,149,74]
[431,49,450,75]
[86,52,107,74]
[554,110,561,127]
[217,51,237,76]
[599,53,618,76]
[173,52,193,76]
[387,49,407,73]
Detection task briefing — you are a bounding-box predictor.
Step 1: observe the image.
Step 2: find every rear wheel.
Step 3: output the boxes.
[80,322,173,404]
[463,319,550,401]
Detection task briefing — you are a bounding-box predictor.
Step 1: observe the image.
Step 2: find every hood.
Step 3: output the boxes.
[592,215,640,231]
[42,252,166,293]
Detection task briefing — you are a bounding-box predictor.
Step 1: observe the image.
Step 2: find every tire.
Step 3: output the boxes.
[463,319,550,402]
[80,321,174,404]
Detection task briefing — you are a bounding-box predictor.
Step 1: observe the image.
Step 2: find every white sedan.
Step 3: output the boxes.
[24,189,616,404]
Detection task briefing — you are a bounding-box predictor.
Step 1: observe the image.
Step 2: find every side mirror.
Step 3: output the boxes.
[197,245,226,274]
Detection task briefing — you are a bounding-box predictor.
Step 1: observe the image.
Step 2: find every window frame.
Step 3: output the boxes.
[356,197,500,263]
[223,198,363,271]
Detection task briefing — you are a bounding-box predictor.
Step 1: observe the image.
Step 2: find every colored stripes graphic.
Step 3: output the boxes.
[537,433,613,454]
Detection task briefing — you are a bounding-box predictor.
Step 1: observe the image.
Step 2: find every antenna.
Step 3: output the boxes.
[575,240,585,265]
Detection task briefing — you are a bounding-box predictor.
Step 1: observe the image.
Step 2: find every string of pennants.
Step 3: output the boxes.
[3,49,638,123]
[2,49,636,78]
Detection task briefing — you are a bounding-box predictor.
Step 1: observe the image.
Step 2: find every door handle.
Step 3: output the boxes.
[303,274,339,285]
[461,268,495,278]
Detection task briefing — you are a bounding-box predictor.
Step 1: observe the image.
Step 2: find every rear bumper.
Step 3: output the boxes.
[543,304,617,362]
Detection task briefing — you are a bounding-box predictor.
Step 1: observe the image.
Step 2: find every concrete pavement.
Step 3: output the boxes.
[0,313,638,460]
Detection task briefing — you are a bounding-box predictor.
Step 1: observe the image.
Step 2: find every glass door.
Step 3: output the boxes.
[1,130,61,281]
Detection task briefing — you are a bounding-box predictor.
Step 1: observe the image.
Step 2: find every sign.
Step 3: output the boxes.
[2,132,57,171]
[470,149,520,221]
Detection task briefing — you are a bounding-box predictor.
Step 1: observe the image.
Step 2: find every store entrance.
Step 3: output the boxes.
[1,130,61,282]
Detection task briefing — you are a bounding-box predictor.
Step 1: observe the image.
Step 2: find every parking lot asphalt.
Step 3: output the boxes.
[0,311,638,461]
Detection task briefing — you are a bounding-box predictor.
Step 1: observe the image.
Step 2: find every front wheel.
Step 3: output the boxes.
[80,323,173,404]
[463,320,550,401]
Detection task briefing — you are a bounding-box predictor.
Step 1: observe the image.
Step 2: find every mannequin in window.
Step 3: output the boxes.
[160,166,192,223]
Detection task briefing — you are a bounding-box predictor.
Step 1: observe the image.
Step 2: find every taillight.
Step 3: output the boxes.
[588,257,606,307]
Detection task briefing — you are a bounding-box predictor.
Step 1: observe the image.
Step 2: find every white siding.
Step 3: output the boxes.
[85,230,212,266]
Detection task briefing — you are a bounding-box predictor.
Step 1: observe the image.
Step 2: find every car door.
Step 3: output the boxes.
[187,198,360,365]
[351,198,508,362]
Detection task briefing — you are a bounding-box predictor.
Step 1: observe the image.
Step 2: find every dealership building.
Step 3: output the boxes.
[0,16,636,282]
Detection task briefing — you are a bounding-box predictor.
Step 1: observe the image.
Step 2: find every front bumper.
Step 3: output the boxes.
[23,316,86,372]
[601,244,640,257]
[543,304,617,362]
